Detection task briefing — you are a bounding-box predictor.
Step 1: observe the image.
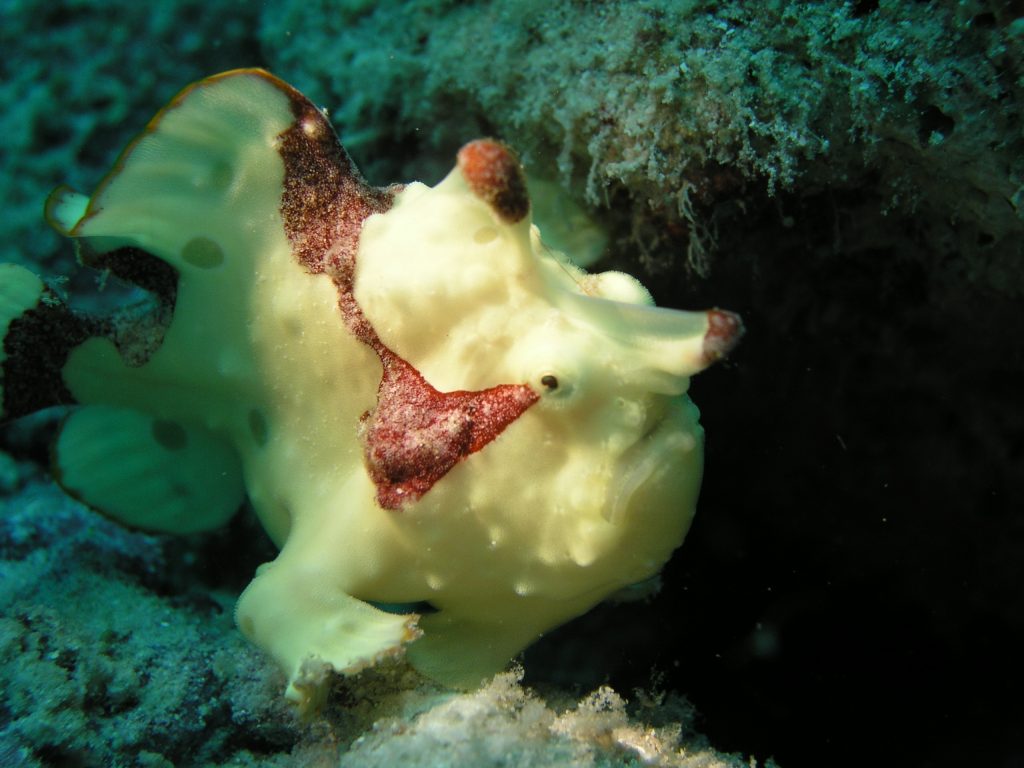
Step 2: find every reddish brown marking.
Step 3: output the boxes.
[273,75,538,509]
[276,88,394,279]
[2,286,100,419]
[360,355,538,510]
[702,309,744,364]
[456,139,530,224]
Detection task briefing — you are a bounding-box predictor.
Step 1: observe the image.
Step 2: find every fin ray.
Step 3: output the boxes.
[55,405,244,534]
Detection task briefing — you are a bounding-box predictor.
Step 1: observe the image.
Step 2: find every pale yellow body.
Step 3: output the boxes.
[6,71,726,710]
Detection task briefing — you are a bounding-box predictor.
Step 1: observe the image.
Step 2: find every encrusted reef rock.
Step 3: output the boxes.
[262,0,1024,292]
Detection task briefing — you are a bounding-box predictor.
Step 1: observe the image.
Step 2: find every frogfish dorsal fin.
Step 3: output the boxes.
[63,69,362,276]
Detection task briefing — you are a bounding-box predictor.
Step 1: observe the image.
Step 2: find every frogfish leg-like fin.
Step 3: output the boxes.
[407,611,545,690]
[235,548,421,714]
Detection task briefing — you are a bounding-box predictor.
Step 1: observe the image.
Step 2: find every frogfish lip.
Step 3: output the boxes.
[602,398,701,526]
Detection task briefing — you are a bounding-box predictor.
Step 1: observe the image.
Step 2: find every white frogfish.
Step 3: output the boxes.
[0,69,742,711]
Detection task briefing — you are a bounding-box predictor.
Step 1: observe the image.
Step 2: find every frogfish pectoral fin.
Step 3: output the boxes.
[235,551,421,714]
[54,404,244,534]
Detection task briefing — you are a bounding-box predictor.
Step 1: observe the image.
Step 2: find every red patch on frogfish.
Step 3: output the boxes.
[272,74,537,509]
[360,354,537,509]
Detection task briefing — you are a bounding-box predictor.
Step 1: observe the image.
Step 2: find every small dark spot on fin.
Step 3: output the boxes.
[151,419,188,450]
[181,237,225,269]
[248,408,268,447]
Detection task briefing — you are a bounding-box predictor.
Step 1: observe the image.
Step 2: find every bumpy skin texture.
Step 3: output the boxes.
[0,70,741,711]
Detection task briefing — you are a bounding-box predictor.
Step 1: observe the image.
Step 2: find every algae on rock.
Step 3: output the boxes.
[262,0,1024,290]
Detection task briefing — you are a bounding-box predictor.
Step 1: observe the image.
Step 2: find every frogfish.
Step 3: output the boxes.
[0,69,742,710]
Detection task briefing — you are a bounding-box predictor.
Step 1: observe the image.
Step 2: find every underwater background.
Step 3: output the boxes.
[1,1,1021,766]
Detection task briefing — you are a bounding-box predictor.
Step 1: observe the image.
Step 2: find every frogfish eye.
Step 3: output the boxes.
[540,374,559,391]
